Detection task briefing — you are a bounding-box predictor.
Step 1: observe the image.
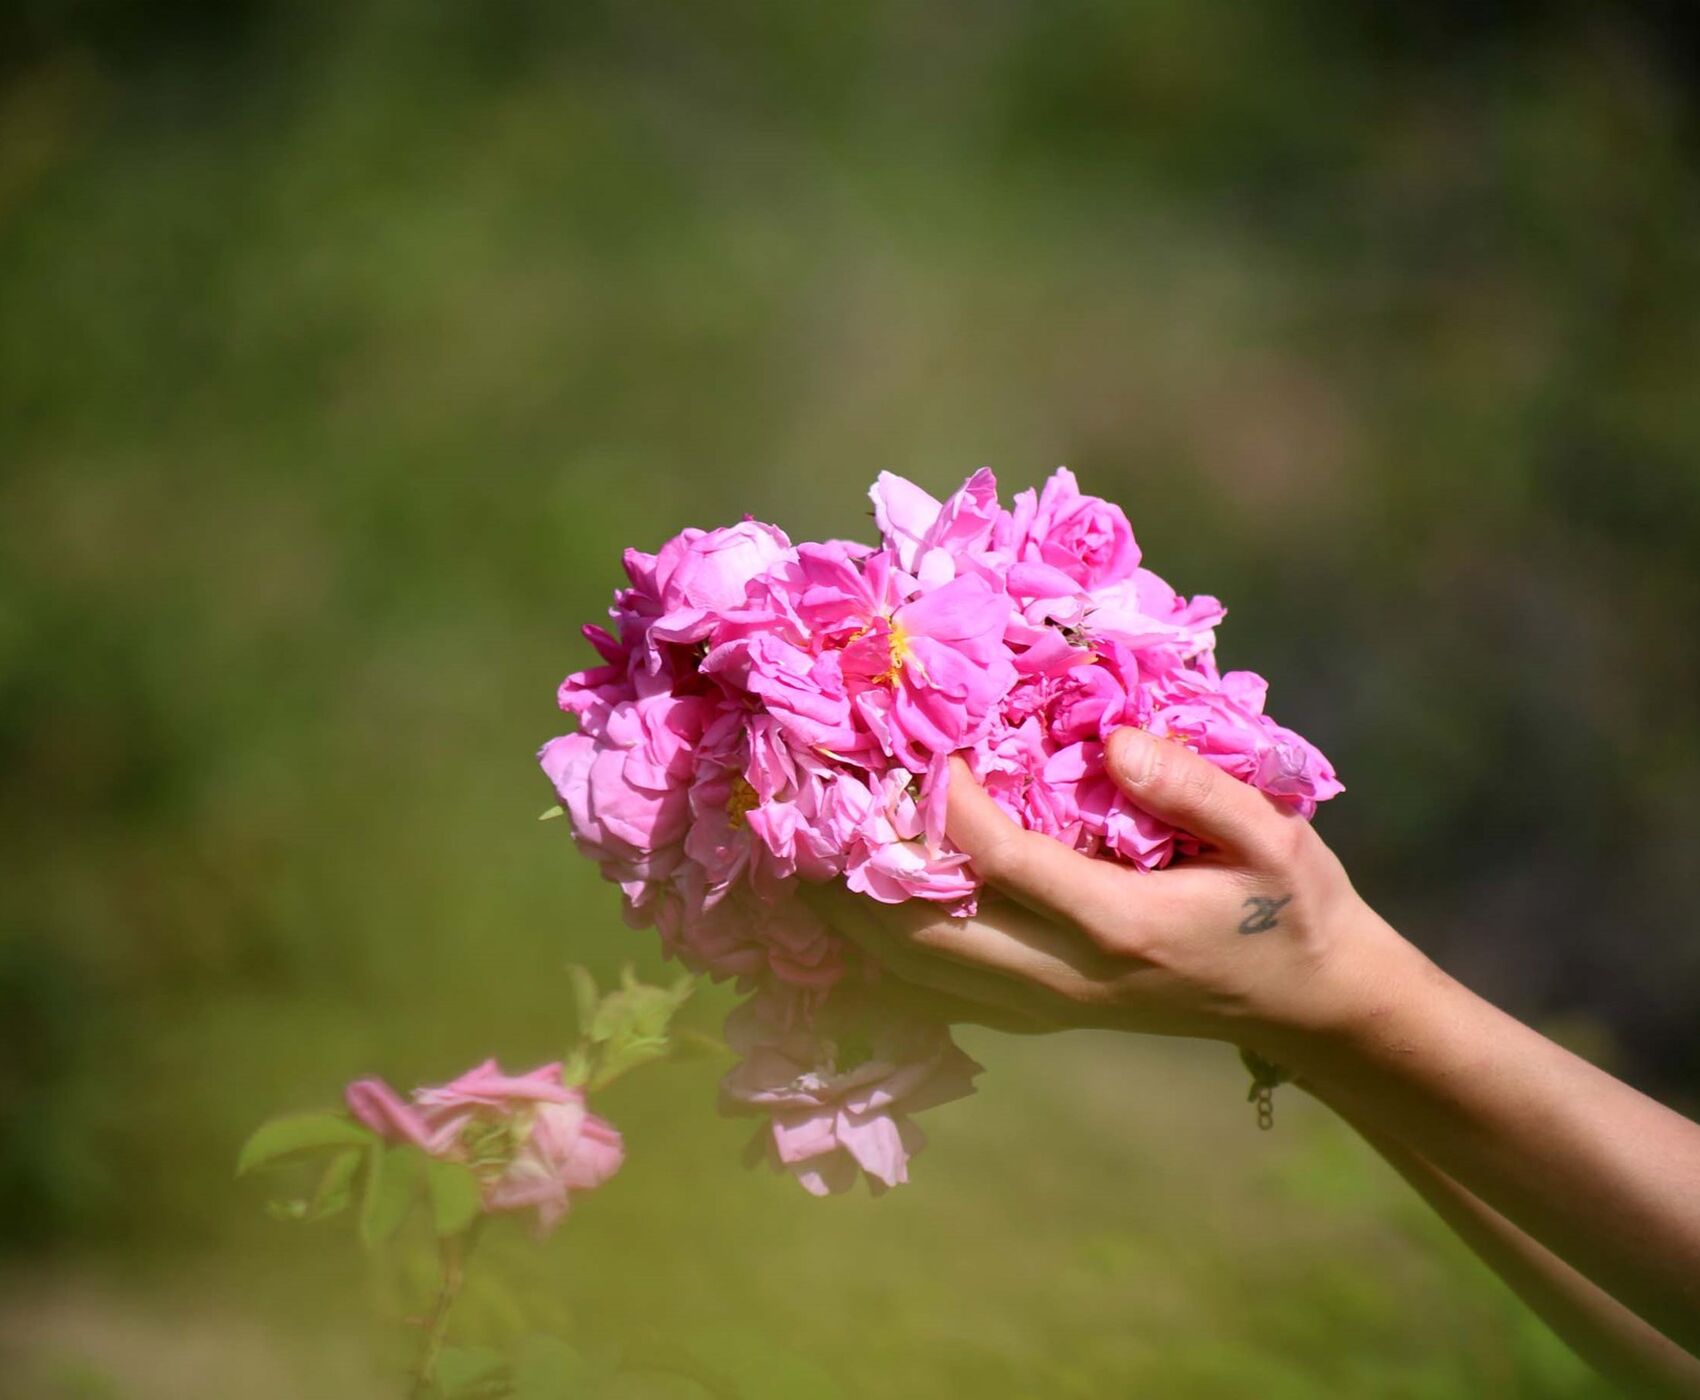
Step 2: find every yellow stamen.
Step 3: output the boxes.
[726,775,760,828]
[874,619,912,686]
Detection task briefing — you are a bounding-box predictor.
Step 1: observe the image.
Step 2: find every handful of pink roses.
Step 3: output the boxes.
[540,468,1341,1195]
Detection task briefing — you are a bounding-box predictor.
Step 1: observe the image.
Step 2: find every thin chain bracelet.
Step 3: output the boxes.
[1239,1046,1291,1130]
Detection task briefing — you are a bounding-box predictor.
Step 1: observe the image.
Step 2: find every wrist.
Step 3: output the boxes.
[1253,898,1445,1081]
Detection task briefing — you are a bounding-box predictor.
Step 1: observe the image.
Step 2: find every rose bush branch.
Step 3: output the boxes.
[410,1218,484,1400]
[236,963,695,1396]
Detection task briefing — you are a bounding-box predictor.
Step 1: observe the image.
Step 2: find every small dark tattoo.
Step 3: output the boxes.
[1238,895,1292,935]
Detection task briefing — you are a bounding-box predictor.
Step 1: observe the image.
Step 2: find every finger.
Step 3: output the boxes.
[876,975,1053,1035]
[896,891,1137,996]
[943,758,1167,945]
[799,883,1071,1024]
[807,880,1138,1027]
[1104,727,1279,856]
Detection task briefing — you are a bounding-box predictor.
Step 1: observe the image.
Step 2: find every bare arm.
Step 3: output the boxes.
[803,729,1700,1359]
[1276,923,1700,1359]
[1313,1081,1700,1395]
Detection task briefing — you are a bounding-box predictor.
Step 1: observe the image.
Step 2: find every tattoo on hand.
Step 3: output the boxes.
[1238,895,1292,935]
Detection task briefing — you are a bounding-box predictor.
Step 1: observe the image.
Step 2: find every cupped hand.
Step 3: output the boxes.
[803,729,1401,1052]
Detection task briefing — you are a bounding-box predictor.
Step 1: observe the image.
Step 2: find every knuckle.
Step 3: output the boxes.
[1118,923,1166,971]
[1251,809,1310,868]
[1079,914,1143,958]
[1073,871,1161,956]
[1276,813,1313,861]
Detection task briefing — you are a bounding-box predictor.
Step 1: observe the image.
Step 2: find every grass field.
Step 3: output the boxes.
[1,1033,1609,1398]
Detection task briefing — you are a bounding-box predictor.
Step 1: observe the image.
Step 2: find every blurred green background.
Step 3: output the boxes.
[4,1,1700,1394]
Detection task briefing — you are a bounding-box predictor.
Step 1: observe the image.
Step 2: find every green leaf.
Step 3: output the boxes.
[360,1143,424,1249]
[435,1344,507,1398]
[262,1146,364,1225]
[589,1035,670,1091]
[579,969,699,1089]
[589,969,694,1045]
[567,964,600,1037]
[236,1112,372,1176]
[559,1044,593,1088]
[537,805,564,822]
[667,1029,733,1063]
[427,1159,485,1237]
[312,1147,362,1217]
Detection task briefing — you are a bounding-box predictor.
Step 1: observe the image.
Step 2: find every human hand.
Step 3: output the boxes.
[808,732,1700,1371]
[802,729,1407,1053]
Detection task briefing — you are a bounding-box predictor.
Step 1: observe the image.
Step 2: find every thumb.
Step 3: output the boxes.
[1104,727,1274,854]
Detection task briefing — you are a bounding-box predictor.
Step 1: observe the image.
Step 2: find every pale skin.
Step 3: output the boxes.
[801,729,1700,1391]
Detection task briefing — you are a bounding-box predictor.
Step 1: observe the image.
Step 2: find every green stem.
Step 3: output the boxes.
[409,1219,484,1399]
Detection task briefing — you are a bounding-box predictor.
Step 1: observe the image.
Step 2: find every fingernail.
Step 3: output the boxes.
[1111,728,1158,785]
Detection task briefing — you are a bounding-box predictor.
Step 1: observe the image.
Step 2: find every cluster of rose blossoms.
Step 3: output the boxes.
[347,1061,624,1235]
[540,468,1341,1197]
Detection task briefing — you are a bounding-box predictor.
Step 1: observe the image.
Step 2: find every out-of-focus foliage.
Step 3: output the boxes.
[2,1,1698,1394]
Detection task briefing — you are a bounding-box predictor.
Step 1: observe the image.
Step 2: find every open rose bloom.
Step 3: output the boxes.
[541,468,1341,1195]
[346,1060,624,1234]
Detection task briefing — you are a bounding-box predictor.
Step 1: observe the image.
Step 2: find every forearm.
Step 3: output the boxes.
[1267,907,1700,1356]
[1311,1080,1700,1395]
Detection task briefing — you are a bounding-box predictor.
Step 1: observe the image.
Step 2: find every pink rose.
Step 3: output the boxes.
[655,887,846,991]
[539,690,734,905]
[479,1097,624,1234]
[719,992,982,1196]
[840,569,1019,774]
[1011,467,1140,589]
[645,520,794,650]
[869,467,1004,583]
[700,633,865,757]
[743,761,875,884]
[1040,741,1177,868]
[841,767,977,906]
[345,1060,623,1236]
[1148,670,1344,817]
